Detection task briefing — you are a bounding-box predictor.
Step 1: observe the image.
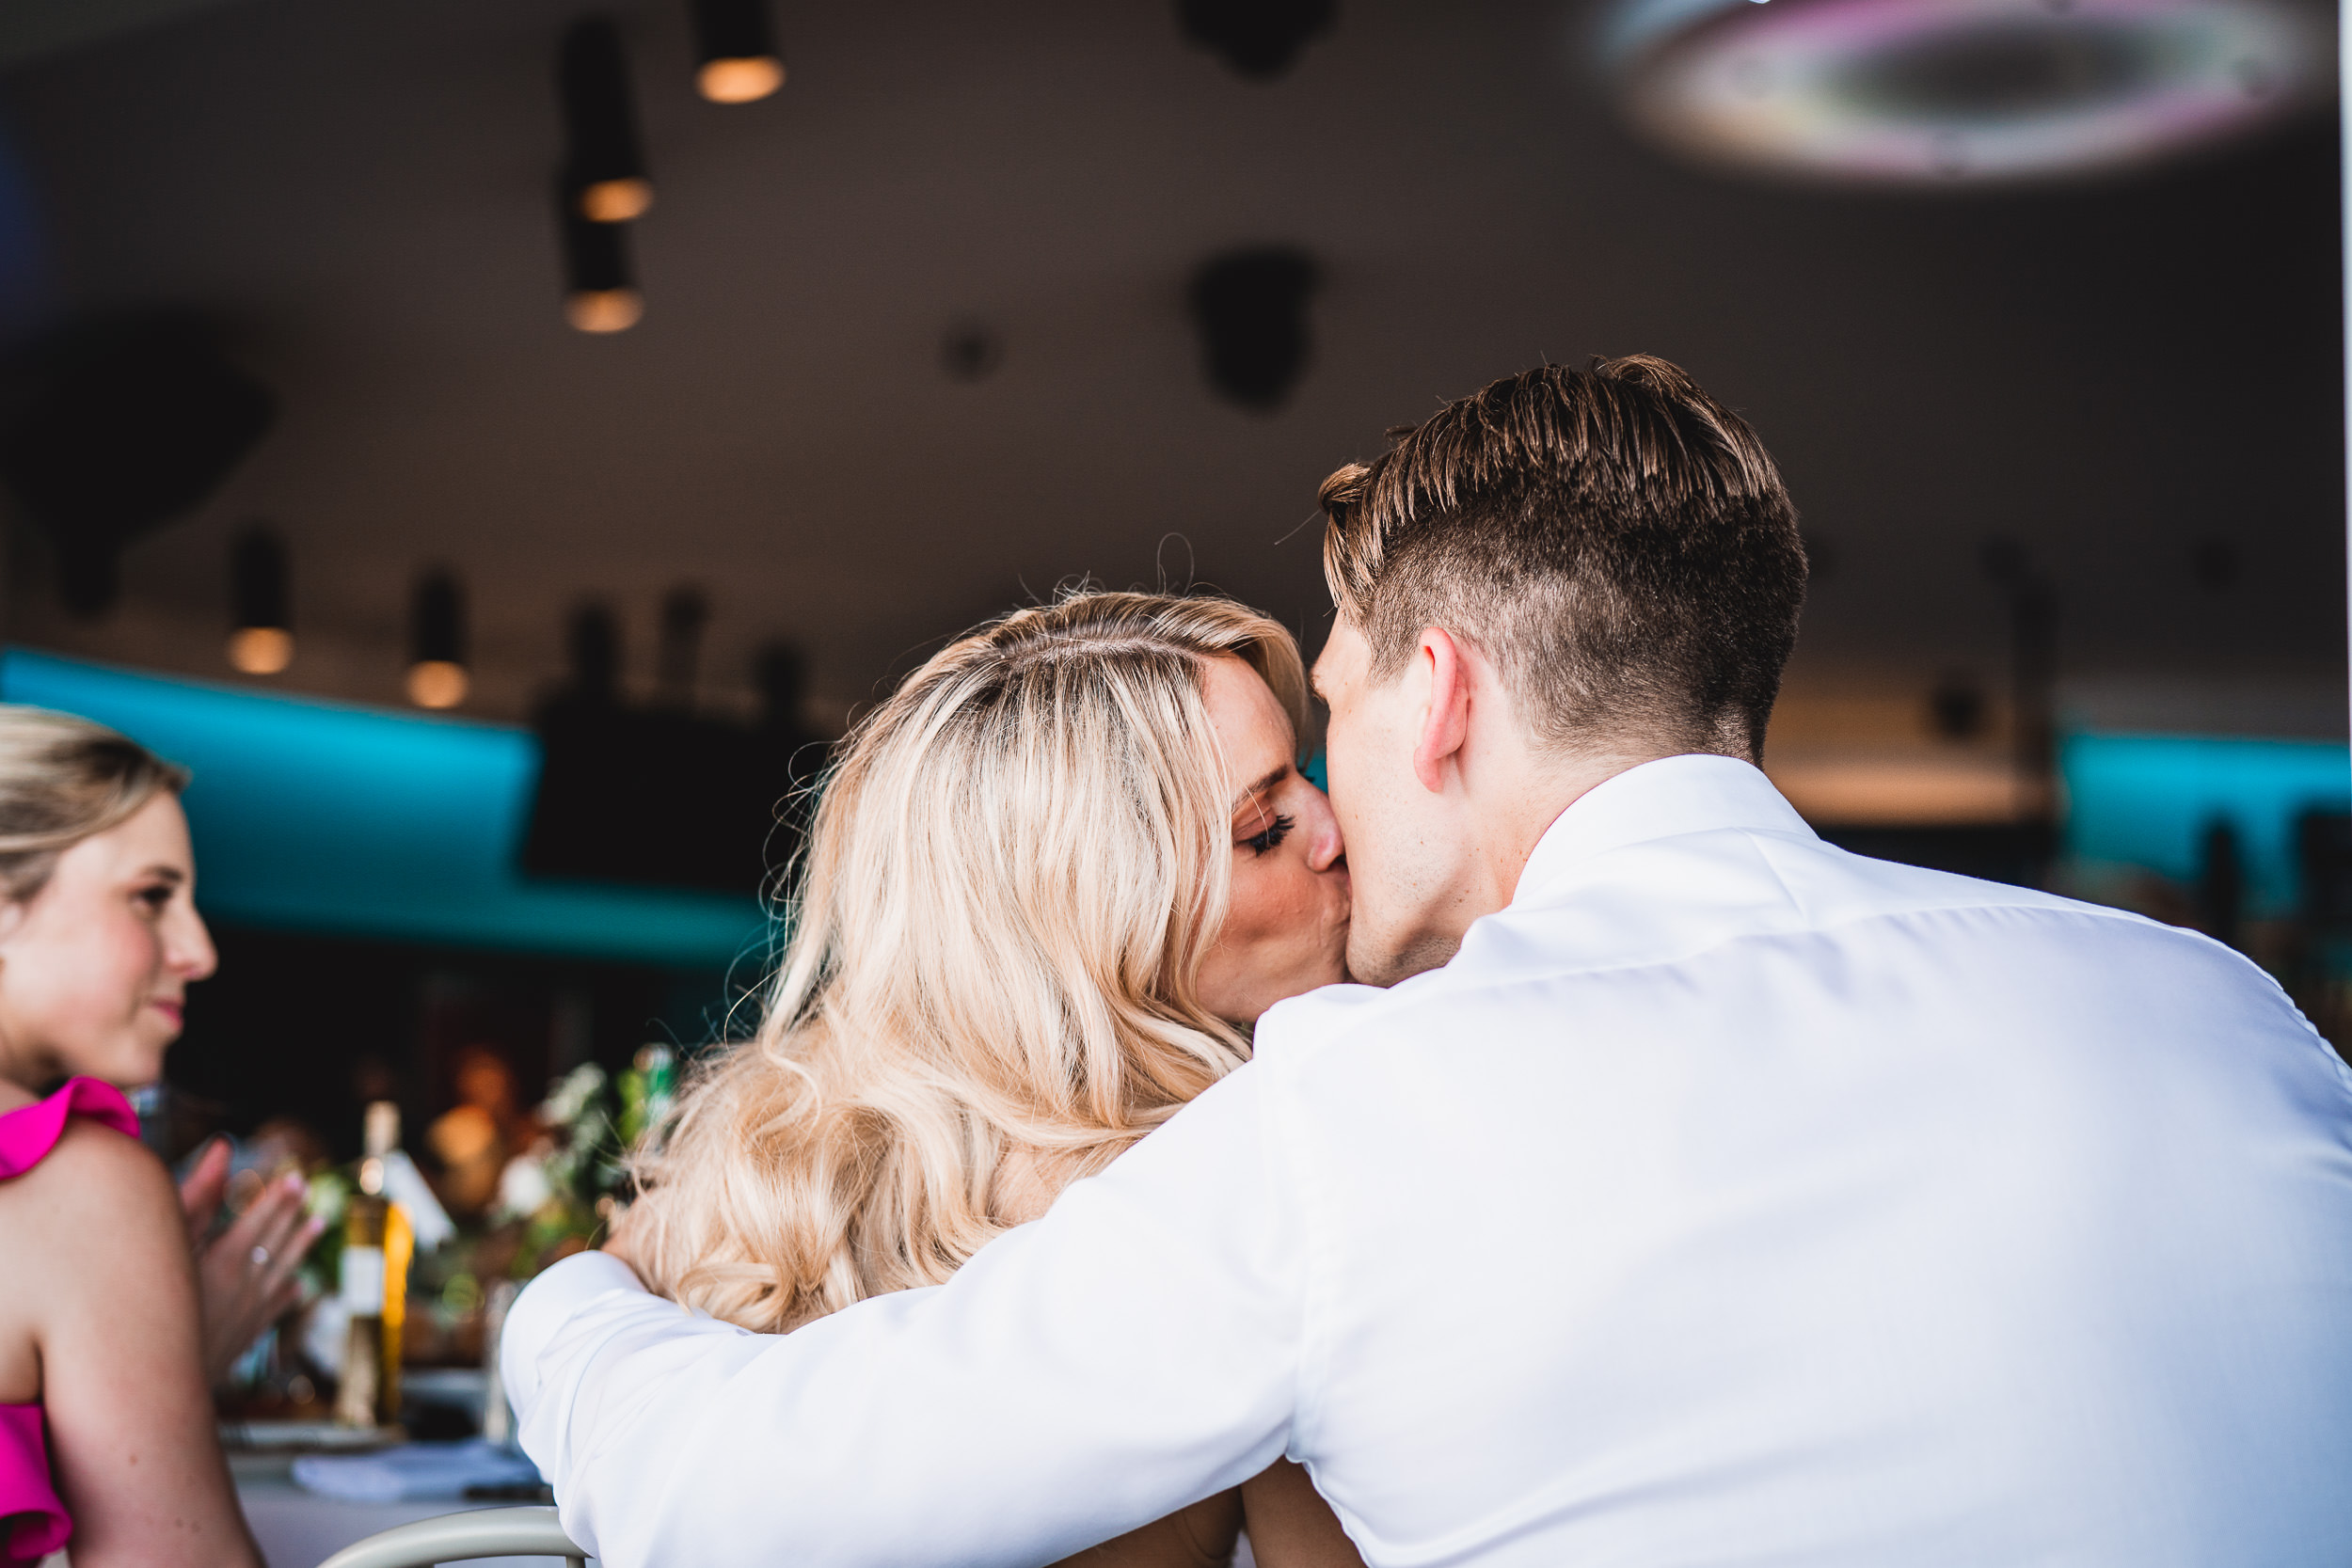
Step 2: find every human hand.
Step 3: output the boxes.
[180,1145,325,1387]
[177,1135,233,1250]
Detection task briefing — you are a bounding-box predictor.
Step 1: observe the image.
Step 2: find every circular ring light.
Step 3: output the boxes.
[1608,0,2328,183]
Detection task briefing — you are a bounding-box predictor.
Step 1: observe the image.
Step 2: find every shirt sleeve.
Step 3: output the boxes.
[502,1063,1306,1568]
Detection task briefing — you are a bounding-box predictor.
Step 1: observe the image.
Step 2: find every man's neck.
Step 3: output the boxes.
[1367,749,1676,988]
[1470,749,1665,914]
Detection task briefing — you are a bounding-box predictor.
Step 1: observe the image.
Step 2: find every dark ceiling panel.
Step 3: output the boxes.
[0,0,2334,726]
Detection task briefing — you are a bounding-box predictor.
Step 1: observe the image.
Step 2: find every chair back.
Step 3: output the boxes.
[313,1504,587,1568]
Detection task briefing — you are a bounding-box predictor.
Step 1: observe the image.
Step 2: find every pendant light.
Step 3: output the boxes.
[227,523,293,674]
[558,176,643,333]
[1189,246,1320,409]
[656,583,709,705]
[691,0,784,103]
[407,568,469,709]
[1179,0,1334,79]
[559,17,653,222]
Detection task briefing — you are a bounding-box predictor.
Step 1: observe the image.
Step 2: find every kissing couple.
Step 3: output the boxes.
[504,357,2352,1567]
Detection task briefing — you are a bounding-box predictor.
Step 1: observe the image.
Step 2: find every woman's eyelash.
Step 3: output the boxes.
[1242,814,1295,856]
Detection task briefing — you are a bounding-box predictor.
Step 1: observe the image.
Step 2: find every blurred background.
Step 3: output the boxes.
[0,0,2342,1453]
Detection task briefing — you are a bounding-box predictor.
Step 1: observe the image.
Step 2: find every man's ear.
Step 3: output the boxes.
[1411,627,1470,794]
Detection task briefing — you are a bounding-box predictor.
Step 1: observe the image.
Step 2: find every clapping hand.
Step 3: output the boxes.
[177,1139,326,1387]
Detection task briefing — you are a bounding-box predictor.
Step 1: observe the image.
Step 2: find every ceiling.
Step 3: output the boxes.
[0,0,2338,739]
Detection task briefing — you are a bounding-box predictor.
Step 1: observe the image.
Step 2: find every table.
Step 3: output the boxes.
[232,1455,580,1568]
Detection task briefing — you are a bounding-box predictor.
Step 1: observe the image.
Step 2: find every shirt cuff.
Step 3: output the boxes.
[501,1249,646,1418]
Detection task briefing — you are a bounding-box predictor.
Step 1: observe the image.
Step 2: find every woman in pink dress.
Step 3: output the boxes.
[0,708,311,1567]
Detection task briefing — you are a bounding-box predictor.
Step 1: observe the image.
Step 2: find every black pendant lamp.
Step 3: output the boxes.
[1189,246,1320,409]
[559,17,653,222]
[557,175,642,332]
[227,523,292,674]
[407,568,469,709]
[691,0,784,103]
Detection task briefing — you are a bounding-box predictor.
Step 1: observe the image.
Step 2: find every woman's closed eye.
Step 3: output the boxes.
[1240,814,1295,856]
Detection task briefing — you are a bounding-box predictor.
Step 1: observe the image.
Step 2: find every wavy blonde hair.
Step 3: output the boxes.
[627,591,1308,1332]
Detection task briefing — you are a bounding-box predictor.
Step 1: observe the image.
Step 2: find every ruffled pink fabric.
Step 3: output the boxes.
[0,1407,66,1565]
[0,1077,137,1180]
[0,1077,141,1564]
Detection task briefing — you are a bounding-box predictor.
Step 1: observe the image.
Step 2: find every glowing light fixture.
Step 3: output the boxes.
[691,0,784,103]
[566,288,643,334]
[559,17,653,221]
[227,523,293,675]
[230,626,294,676]
[558,178,643,333]
[1605,0,2327,184]
[407,568,469,710]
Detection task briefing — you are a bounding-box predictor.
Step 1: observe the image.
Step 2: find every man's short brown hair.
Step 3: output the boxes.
[1319,356,1805,762]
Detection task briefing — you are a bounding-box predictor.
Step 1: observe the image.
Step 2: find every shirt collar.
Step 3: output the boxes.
[1514,753,1816,906]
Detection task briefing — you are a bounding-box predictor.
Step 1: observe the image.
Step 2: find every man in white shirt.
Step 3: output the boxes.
[505,356,2352,1566]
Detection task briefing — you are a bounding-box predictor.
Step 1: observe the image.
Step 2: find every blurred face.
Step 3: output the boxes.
[0,793,216,1094]
[1313,617,1473,985]
[1194,656,1351,1023]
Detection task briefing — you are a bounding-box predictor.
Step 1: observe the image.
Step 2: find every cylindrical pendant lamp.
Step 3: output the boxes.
[558,176,643,332]
[559,17,653,222]
[407,568,469,709]
[691,0,784,103]
[227,524,293,674]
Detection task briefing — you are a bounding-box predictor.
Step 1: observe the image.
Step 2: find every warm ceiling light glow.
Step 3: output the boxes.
[559,19,653,217]
[691,0,785,103]
[557,177,640,331]
[578,176,654,222]
[406,660,470,710]
[697,55,785,103]
[408,567,468,709]
[565,288,644,333]
[228,626,294,675]
[228,523,293,673]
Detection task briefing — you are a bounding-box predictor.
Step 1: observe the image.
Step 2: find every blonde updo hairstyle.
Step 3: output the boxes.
[0,707,189,903]
[627,591,1309,1333]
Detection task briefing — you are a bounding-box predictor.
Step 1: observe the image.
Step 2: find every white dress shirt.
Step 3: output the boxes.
[506,755,2352,1567]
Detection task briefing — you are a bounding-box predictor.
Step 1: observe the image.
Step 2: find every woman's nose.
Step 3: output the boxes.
[169,906,219,981]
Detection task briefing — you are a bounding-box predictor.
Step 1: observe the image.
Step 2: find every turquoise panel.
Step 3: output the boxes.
[0,648,770,967]
[2060,732,2352,913]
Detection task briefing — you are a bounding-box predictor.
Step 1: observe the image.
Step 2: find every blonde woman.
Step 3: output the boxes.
[612,592,1363,1567]
[0,708,322,1568]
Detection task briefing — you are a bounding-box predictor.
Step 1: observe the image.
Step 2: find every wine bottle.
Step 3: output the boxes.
[333,1101,412,1429]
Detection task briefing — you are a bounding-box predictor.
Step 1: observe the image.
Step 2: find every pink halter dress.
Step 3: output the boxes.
[0,1077,139,1567]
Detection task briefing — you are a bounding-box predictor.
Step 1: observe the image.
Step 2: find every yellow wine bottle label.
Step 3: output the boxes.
[342,1244,387,1311]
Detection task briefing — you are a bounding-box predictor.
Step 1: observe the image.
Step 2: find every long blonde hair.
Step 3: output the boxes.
[628,591,1308,1332]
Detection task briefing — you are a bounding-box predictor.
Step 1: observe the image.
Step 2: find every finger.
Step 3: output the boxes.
[280,1212,327,1270]
[259,1214,326,1291]
[253,1181,311,1257]
[221,1173,300,1248]
[178,1138,230,1241]
[270,1259,312,1311]
[258,1221,324,1317]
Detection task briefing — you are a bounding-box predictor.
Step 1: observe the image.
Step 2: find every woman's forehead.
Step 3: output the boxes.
[1199,656,1295,788]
